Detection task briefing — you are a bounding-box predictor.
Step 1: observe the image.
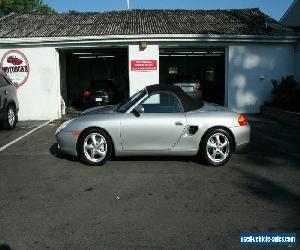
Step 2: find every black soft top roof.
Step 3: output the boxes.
[146,84,203,112]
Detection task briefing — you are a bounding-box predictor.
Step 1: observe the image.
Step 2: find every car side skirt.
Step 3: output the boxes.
[115,149,198,157]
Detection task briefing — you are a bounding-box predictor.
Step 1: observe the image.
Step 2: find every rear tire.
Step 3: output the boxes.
[78,128,112,166]
[4,105,17,129]
[200,128,233,167]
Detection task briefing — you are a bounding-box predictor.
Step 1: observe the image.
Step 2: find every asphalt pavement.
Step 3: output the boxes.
[0,116,299,249]
[0,121,46,149]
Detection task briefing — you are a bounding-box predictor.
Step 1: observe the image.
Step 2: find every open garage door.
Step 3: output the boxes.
[59,48,129,111]
[160,48,225,105]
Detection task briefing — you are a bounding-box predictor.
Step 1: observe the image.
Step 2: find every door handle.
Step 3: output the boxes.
[175,121,184,126]
[4,90,8,95]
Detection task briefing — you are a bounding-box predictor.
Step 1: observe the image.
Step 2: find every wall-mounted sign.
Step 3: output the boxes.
[131,60,157,71]
[1,50,30,88]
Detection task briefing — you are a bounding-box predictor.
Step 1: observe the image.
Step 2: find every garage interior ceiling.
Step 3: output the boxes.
[160,48,225,57]
[71,51,122,59]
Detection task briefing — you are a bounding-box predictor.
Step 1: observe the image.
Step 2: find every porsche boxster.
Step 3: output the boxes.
[56,84,250,167]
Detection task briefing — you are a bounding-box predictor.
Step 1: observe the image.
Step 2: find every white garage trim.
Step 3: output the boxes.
[0,34,298,48]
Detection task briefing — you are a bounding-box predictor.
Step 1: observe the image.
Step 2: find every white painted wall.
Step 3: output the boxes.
[227,45,295,113]
[0,47,61,120]
[0,42,297,121]
[128,45,159,96]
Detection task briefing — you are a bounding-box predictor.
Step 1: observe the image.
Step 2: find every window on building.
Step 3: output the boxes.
[168,66,178,75]
[205,68,215,82]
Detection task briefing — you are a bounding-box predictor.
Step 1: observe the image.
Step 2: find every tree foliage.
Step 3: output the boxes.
[0,0,55,16]
[68,9,79,14]
[267,76,300,112]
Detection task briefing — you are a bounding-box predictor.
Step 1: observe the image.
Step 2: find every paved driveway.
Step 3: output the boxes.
[0,116,299,249]
[0,121,46,149]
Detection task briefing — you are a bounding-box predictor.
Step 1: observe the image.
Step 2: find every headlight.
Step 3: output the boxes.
[55,119,73,134]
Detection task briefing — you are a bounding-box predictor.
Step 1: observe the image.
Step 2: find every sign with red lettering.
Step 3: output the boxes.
[1,50,30,88]
[131,60,157,71]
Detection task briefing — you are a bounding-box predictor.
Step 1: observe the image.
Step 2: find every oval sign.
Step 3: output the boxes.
[1,50,30,88]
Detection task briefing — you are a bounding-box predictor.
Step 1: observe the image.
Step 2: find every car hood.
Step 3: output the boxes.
[81,105,116,115]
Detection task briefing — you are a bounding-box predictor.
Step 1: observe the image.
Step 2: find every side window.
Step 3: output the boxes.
[0,75,10,87]
[141,92,182,113]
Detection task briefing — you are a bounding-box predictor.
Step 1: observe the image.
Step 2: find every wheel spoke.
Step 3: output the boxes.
[96,149,105,156]
[98,137,105,146]
[90,148,95,158]
[218,150,226,160]
[211,150,217,159]
[85,143,94,150]
[220,141,229,149]
[207,141,217,149]
[91,135,98,146]
[216,135,221,144]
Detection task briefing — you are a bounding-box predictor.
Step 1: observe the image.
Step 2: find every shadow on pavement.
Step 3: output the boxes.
[239,115,300,169]
[49,142,203,164]
[232,115,300,233]
[0,244,12,250]
[49,143,78,162]
[233,167,300,232]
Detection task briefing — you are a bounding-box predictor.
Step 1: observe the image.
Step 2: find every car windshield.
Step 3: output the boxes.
[116,88,147,113]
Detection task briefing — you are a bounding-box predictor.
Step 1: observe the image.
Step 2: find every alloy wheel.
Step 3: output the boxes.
[83,133,107,163]
[8,108,15,127]
[206,133,230,163]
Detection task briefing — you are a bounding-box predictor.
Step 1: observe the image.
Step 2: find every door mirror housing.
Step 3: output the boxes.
[132,104,144,117]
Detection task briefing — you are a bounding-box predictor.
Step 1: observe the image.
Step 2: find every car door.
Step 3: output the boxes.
[120,91,186,151]
[0,75,8,112]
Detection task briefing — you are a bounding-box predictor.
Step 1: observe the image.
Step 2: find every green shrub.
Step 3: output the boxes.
[267,76,300,112]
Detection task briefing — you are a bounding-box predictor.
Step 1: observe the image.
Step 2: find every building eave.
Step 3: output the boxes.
[0,34,299,48]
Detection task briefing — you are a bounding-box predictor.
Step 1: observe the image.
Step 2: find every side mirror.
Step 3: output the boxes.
[132,104,144,117]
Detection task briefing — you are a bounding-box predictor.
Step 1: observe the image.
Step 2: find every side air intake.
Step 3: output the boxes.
[188,126,198,135]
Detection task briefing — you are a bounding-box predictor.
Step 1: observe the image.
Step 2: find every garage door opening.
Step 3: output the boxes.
[160,48,225,105]
[59,48,129,112]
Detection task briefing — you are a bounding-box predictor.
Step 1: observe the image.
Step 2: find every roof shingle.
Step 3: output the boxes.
[0,8,296,38]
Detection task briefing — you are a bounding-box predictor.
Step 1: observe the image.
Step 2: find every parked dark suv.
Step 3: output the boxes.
[0,71,19,129]
[82,80,120,108]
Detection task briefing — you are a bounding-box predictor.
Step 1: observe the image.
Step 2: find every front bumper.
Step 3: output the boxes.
[56,131,79,157]
[230,125,251,151]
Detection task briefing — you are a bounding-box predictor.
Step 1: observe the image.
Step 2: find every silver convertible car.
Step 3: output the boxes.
[56,84,250,167]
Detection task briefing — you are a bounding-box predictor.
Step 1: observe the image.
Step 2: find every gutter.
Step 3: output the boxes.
[0,34,299,47]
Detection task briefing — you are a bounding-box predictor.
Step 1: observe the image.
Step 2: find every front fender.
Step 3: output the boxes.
[64,113,125,154]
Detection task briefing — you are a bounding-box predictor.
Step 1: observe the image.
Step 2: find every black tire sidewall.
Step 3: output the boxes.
[201,128,233,167]
[78,128,112,166]
[5,105,17,129]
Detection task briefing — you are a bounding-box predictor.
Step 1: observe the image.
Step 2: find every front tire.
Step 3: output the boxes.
[4,105,17,129]
[200,128,233,167]
[78,128,112,166]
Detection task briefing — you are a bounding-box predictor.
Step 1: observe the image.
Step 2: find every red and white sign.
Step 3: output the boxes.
[131,60,157,71]
[1,50,30,88]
